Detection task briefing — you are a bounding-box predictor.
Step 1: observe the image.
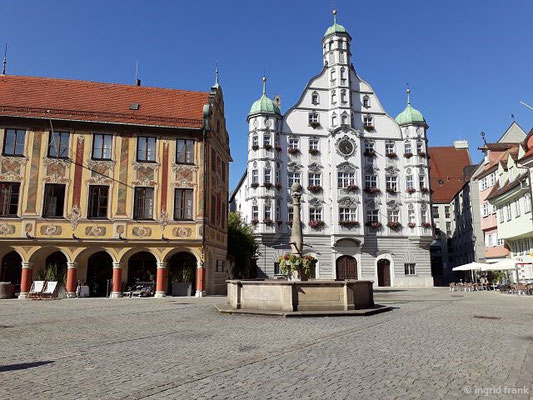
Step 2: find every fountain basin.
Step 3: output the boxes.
[217,279,392,317]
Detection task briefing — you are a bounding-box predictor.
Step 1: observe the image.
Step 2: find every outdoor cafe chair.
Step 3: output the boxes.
[28,281,45,300]
[41,281,59,299]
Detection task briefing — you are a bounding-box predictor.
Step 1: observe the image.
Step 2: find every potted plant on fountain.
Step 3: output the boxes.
[278,253,317,281]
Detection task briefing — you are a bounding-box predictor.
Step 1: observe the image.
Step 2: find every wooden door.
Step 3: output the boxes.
[377,260,391,286]
[336,256,357,280]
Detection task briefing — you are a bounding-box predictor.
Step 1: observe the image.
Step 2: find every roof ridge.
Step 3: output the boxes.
[0,74,209,95]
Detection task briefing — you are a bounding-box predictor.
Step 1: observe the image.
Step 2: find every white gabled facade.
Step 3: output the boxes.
[231,14,434,287]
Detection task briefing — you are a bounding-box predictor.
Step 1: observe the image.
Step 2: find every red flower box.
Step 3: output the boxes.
[264,183,273,189]
[407,222,416,228]
[363,149,376,157]
[365,221,382,228]
[288,148,300,155]
[307,185,322,194]
[364,187,381,194]
[387,221,402,230]
[406,188,416,194]
[385,152,397,158]
[309,149,320,156]
[404,152,413,158]
[252,145,259,151]
[340,220,359,228]
[309,220,324,229]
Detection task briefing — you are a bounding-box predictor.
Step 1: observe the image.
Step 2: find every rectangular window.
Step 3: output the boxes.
[174,189,193,220]
[308,172,321,186]
[276,205,281,220]
[48,131,70,158]
[87,185,109,219]
[308,113,319,125]
[43,183,66,218]
[263,134,271,147]
[432,206,439,219]
[3,129,26,156]
[264,169,271,184]
[385,176,397,192]
[388,209,399,223]
[525,194,532,213]
[252,205,259,220]
[176,139,195,164]
[406,175,414,189]
[445,206,450,219]
[339,207,357,222]
[506,204,511,221]
[417,141,424,154]
[252,136,258,147]
[309,207,322,221]
[404,263,416,275]
[338,171,356,188]
[288,138,299,150]
[264,205,271,220]
[419,175,426,190]
[515,199,521,217]
[288,207,294,222]
[367,209,379,223]
[421,209,428,223]
[133,187,154,220]
[446,222,452,236]
[251,169,258,184]
[385,142,395,154]
[404,142,412,154]
[309,138,319,150]
[137,136,156,162]
[364,141,374,151]
[92,134,113,160]
[0,182,20,217]
[365,175,377,189]
[288,171,301,186]
[275,169,280,185]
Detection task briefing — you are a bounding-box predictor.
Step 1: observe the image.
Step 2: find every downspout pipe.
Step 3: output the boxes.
[199,102,211,297]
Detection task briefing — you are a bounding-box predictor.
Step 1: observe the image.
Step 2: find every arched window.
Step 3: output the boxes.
[341,112,348,125]
[330,69,336,82]
[340,67,346,83]
[341,89,347,104]
[363,95,370,108]
[311,91,319,105]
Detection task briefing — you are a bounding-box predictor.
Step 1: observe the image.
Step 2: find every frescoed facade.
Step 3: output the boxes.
[0,75,231,298]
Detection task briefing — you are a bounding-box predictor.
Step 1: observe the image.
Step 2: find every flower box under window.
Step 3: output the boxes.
[345,184,359,192]
[310,122,320,128]
[307,185,322,194]
[404,152,413,158]
[275,183,282,190]
[387,221,402,230]
[309,220,325,229]
[288,148,300,155]
[363,149,376,157]
[251,182,259,188]
[364,125,374,132]
[385,152,397,158]
[420,187,430,193]
[309,149,320,156]
[275,146,282,152]
[386,188,397,194]
[276,219,283,226]
[251,218,259,225]
[407,222,416,228]
[287,220,293,226]
[364,187,381,194]
[418,151,427,157]
[264,218,273,226]
[340,220,359,228]
[365,221,382,228]
[406,187,416,194]
[264,183,273,189]
[252,145,259,151]
[421,222,432,228]
[264,144,272,150]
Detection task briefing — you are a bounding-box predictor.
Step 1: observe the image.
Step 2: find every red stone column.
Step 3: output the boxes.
[18,262,33,299]
[196,260,206,297]
[110,262,122,298]
[66,262,78,298]
[155,261,167,298]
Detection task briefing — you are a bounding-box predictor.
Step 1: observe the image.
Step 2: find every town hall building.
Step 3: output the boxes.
[231,12,434,287]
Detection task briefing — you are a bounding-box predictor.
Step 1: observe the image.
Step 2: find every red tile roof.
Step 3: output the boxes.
[429,146,471,203]
[0,75,209,129]
[486,171,528,201]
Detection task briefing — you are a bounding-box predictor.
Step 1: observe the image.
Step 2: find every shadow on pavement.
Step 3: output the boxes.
[0,361,54,372]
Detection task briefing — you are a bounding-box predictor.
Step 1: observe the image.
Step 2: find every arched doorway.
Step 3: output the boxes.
[127,252,157,288]
[377,259,391,287]
[37,251,67,284]
[167,252,197,296]
[336,255,357,280]
[87,252,113,297]
[1,251,22,296]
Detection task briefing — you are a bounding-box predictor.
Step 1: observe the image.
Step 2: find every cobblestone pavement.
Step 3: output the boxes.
[0,288,531,400]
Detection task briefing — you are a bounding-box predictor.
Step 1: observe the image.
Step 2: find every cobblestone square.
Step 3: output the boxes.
[1,288,532,399]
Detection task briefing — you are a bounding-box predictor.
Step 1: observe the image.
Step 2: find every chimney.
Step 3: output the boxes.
[454,140,469,149]
[135,79,141,87]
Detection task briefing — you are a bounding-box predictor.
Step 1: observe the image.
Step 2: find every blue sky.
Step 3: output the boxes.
[1,1,532,190]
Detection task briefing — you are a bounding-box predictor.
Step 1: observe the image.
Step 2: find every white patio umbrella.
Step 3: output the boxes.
[452,262,486,271]
[482,259,517,271]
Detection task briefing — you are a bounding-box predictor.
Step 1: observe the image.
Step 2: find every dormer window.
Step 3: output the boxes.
[363,95,370,108]
[363,115,373,131]
[311,91,320,105]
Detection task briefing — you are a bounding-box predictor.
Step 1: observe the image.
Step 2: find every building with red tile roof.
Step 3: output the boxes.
[0,73,232,299]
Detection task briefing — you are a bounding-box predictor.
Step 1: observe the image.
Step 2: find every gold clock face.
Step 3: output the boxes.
[339,139,354,156]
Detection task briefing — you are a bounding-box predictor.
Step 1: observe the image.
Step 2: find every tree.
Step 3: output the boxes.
[227,212,259,279]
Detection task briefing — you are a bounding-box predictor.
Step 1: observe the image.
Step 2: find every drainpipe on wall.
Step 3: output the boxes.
[199,102,211,297]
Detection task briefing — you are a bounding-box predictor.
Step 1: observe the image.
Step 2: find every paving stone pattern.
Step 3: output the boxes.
[0,288,532,399]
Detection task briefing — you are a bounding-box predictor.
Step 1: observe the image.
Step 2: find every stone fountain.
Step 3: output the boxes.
[217,184,391,316]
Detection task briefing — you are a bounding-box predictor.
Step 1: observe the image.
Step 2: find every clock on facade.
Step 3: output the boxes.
[338,138,354,156]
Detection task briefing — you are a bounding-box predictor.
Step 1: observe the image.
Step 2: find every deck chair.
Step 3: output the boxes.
[41,281,59,299]
[28,281,45,299]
